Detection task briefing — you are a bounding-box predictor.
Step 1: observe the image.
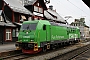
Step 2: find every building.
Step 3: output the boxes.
[70,18,90,39]
[19,0,66,24]
[44,6,66,24]
[84,25,89,38]
[0,0,33,44]
[0,0,66,44]
[19,0,47,20]
[0,10,16,44]
[82,0,90,38]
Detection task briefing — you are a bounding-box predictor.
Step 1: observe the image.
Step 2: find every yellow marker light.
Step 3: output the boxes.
[16,47,20,50]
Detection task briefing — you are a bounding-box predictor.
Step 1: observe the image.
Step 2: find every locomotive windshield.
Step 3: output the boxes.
[21,23,37,30]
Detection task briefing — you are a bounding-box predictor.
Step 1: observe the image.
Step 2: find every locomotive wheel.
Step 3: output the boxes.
[66,42,69,45]
[75,40,79,43]
[69,41,72,45]
[51,44,55,50]
[42,46,47,52]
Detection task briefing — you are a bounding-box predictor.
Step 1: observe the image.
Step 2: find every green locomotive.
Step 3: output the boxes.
[15,20,80,54]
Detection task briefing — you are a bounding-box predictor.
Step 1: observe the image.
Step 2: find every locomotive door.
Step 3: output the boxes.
[46,25,51,42]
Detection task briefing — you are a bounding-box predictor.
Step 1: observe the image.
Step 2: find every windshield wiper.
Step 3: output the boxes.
[27,25,29,30]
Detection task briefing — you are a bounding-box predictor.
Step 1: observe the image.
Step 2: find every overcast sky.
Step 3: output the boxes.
[46,0,90,26]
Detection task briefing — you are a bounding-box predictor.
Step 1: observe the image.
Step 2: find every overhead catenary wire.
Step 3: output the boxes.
[67,0,90,25]
[50,0,86,23]
[56,0,90,16]
[47,0,90,26]
[53,0,90,23]
[58,0,82,15]
[67,0,90,16]
[51,0,87,19]
[52,0,81,17]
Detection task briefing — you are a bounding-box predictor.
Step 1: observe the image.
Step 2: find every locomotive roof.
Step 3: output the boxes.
[22,20,79,29]
[23,20,50,25]
[50,22,78,29]
[23,20,39,24]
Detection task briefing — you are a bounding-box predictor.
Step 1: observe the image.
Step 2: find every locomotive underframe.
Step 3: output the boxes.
[15,38,80,53]
[15,42,38,51]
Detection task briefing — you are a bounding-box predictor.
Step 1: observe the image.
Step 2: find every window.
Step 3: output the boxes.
[34,6,38,12]
[37,3,39,6]
[6,29,11,40]
[21,23,37,30]
[13,29,15,37]
[39,8,43,13]
[34,6,43,13]
[12,28,19,37]
[76,24,77,26]
[77,24,78,26]
[0,16,4,21]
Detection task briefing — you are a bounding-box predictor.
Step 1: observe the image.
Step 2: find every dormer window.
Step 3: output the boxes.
[34,6,38,12]
[0,16,4,22]
[37,3,39,6]
[34,6,43,13]
[39,8,43,13]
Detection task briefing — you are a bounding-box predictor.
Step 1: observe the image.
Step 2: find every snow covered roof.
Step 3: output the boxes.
[4,0,33,15]
[44,9,66,23]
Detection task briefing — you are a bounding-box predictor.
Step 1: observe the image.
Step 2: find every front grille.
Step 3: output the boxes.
[22,43,34,49]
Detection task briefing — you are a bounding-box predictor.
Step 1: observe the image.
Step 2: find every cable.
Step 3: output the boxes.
[57,0,90,24]
[67,0,90,17]
[53,0,80,15]
[51,0,83,20]
[47,0,90,26]
[67,0,90,25]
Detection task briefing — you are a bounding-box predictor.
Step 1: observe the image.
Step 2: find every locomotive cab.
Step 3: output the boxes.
[15,20,38,51]
[15,20,50,53]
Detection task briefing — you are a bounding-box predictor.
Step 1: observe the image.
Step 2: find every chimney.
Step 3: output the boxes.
[49,5,53,10]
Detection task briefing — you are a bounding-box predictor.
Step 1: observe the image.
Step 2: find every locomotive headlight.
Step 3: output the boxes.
[31,40,33,41]
[26,32,28,34]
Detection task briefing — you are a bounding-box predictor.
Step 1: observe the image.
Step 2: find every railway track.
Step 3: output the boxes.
[1,53,30,60]
[22,43,89,60]
[1,45,75,60]
[70,49,89,60]
[49,43,90,60]
[1,40,90,60]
